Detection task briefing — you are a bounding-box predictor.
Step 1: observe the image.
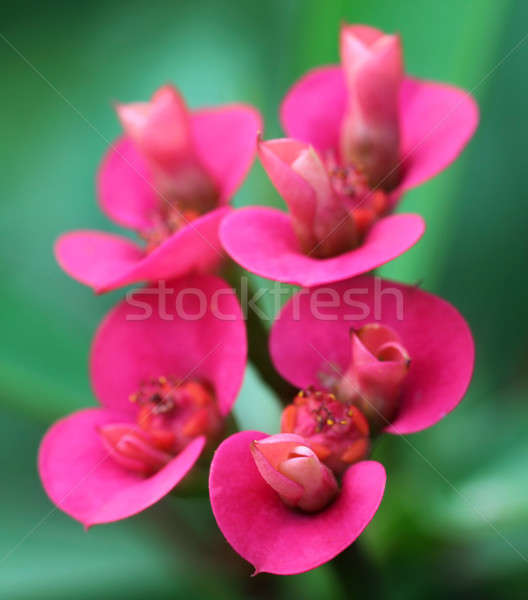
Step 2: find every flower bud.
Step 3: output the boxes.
[251,434,338,513]
[340,27,403,190]
[258,139,358,258]
[116,85,193,172]
[337,323,410,430]
[98,423,172,475]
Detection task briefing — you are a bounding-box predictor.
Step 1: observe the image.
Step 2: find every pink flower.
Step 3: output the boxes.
[209,430,386,575]
[38,275,246,526]
[220,25,478,287]
[55,85,261,293]
[270,276,474,434]
[284,24,479,193]
[220,139,425,286]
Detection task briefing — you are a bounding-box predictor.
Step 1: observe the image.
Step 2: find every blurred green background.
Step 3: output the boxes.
[1,0,527,598]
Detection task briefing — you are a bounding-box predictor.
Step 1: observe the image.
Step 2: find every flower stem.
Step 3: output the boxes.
[221,261,297,405]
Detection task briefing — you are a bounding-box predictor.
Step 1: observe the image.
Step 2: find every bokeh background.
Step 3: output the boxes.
[1,1,528,598]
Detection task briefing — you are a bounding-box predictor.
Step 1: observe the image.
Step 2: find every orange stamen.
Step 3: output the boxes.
[310,442,331,461]
[185,381,214,407]
[149,428,176,452]
[372,190,388,215]
[347,406,370,437]
[341,438,369,464]
[137,404,153,429]
[353,208,376,236]
[281,404,298,433]
[294,391,307,405]
[183,408,210,437]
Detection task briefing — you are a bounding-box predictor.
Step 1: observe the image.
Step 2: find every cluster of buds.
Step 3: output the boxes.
[250,321,411,515]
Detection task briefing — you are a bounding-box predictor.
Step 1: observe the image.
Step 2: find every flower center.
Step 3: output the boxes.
[280,387,370,475]
[325,151,389,242]
[99,376,222,475]
[140,164,219,252]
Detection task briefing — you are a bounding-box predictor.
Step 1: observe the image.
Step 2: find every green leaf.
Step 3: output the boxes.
[233,363,282,433]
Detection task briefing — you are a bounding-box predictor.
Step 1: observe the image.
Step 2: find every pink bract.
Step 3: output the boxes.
[220,25,477,287]
[39,408,206,526]
[269,276,474,434]
[209,430,386,575]
[55,93,261,293]
[56,207,229,294]
[38,275,247,525]
[91,275,246,417]
[220,206,424,287]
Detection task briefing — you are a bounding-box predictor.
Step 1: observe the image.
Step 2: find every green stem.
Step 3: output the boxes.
[245,294,297,405]
[222,261,297,405]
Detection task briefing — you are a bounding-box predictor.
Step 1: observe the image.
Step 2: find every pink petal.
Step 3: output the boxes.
[55,207,229,293]
[91,274,246,417]
[98,422,172,474]
[191,105,262,203]
[341,33,403,128]
[220,207,424,287]
[278,452,338,513]
[116,85,193,172]
[340,25,384,47]
[55,230,145,291]
[396,77,479,192]
[257,139,317,216]
[252,433,307,469]
[280,66,346,156]
[209,431,386,575]
[97,136,158,231]
[250,439,304,506]
[340,34,403,189]
[270,276,474,434]
[257,139,319,254]
[38,408,205,526]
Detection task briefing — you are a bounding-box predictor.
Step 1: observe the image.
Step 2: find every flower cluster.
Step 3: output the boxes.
[39,24,477,575]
